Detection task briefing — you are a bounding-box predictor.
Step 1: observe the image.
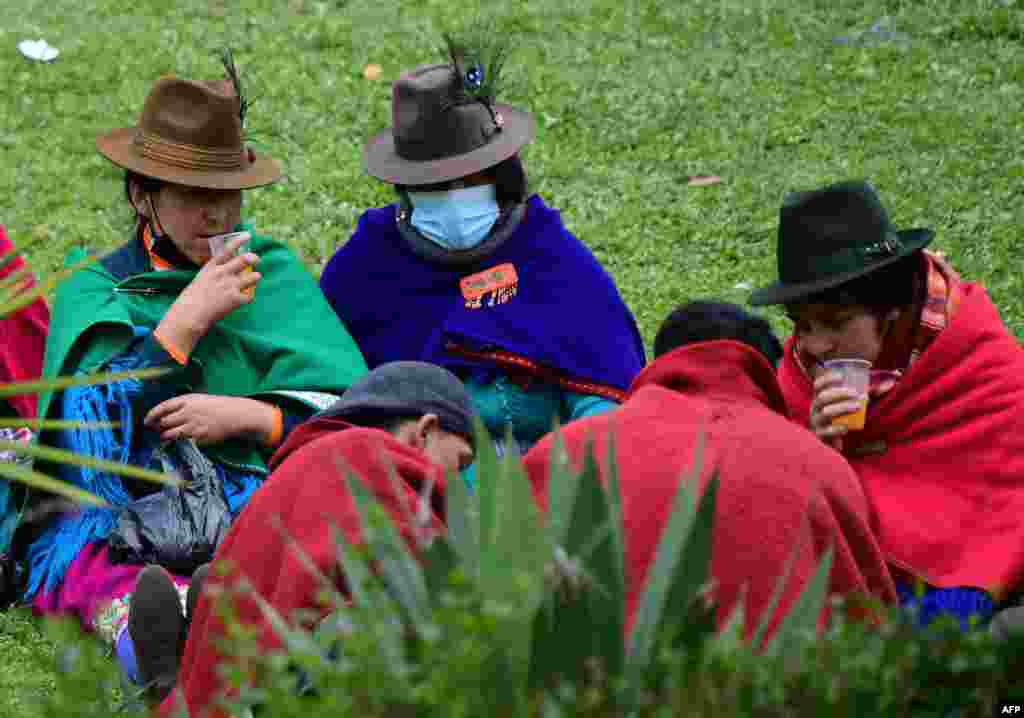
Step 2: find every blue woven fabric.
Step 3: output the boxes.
[25,330,264,598]
[896,579,994,631]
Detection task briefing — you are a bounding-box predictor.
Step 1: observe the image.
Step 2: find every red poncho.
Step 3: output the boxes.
[522,341,896,641]
[162,420,446,718]
[0,225,49,418]
[779,283,1024,596]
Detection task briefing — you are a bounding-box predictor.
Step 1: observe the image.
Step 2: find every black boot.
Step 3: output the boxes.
[128,565,185,704]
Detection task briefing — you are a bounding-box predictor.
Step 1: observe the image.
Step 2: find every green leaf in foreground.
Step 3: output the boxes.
[337,460,431,634]
[0,418,118,432]
[623,431,714,709]
[763,546,833,661]
[0,439,178,487]
[0,460,107,506]
[0,366,171,400]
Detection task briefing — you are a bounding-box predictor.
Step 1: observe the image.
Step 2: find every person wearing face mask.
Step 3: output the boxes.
[13,63,366,694]
[750,180,1024,631]
[320,36,645,463]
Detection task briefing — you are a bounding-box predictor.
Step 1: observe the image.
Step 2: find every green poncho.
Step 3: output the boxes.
[0,228,366,560]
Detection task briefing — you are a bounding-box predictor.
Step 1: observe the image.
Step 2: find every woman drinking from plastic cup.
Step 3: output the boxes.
[750,180,1024,632]
[13,59,366,702]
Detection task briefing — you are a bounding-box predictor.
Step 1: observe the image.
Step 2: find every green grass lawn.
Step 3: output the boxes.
[1,0,1022,713]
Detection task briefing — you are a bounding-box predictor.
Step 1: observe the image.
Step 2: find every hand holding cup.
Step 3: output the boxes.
[208,231,256,299]
[809,358,871,449]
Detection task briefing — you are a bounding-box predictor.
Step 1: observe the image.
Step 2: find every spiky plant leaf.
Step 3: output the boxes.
[0,251,18,275]
[623,432,716,709]
[477,426,548,704]
[480,643,520,716]
[330,523,373,609]
[421,534,459,604]
[473,416,499,580]
[0,265,32,294]
[336,461,431,634]
[602,428,626,587]
[543,424,579,546]
[750,512,811,652]
[445,435,479,580]
[234,578,323,658]
[0,460,106,506]
[763,547,834,661]
[0,439,177,487]
[0,366,169,400]
[713,584,748,654]
[0,418,118,432]
[529,433,625,693]
[266,513,346,612]
[657,471,718,634]
[0,252,95,320]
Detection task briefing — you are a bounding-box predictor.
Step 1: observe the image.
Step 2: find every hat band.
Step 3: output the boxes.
[781,233,905,286]
[135,130,245,172]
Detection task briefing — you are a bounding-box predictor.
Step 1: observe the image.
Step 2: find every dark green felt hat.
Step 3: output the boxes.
[750,180,933,306]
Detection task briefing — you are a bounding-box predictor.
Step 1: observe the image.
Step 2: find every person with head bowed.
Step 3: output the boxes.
[154,361,475,715]
[13,58,367,692]
[522,301,897,642]
[751,180,1024,629]
[319,35,645,466]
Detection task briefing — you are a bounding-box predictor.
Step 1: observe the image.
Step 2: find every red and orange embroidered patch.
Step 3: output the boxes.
[460,263,518,309]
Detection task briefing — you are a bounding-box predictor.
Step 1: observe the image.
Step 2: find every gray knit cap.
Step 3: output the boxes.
[320,361,476,444]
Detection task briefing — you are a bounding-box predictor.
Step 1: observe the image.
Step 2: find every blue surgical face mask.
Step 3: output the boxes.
[407,184,500,251]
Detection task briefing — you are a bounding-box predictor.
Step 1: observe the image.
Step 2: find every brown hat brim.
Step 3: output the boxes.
[363,104,534,186]
[96,127,282,190]
[749,228,934,306]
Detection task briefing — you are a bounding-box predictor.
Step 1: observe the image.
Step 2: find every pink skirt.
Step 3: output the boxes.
[32,541,189,645]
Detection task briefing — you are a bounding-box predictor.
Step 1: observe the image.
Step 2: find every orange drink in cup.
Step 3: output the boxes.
[823,358,871,431]
[208,231,254,297]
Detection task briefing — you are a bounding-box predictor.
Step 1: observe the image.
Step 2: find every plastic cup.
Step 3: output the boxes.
[823,358,871,431]
[207,231,254,297]
[207,230,251,260]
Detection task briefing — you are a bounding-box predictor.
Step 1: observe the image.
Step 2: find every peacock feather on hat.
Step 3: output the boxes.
[442,27,510,118]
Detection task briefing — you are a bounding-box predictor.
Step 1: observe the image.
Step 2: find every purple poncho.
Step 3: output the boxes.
[320,195,644,400]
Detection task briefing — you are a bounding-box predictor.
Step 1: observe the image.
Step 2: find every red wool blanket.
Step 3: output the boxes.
[523,341,896,641]
[163,422,446,718]
[0,226,48,418]
[779,283,1024,596]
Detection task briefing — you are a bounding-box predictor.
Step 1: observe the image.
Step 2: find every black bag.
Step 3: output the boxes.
[108,439,232,576]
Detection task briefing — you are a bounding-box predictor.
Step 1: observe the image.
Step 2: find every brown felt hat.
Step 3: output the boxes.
[364,63,534,186]
[96,76,281,190]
